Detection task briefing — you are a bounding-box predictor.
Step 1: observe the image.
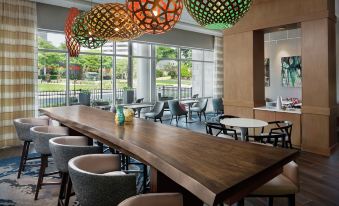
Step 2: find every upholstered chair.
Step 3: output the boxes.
[118,193,183,206]
[13,118,49,179]
[145,101,165,123]
[191,98,208,121]
[68,154,136,206]
[212,98,224,115]
[49,136,102,206]
[168,100,188,125]
[250,161,299,206]
[30,126,69,200]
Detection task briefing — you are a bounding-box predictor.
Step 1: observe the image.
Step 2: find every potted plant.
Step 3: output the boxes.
[123,87,134,104]
[79,90,91,106]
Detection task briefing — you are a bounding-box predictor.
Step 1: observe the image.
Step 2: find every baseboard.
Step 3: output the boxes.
[301,143,337,156]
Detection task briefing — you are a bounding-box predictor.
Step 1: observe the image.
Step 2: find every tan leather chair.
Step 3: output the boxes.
[118,193,183,206]
[250,161,299,206]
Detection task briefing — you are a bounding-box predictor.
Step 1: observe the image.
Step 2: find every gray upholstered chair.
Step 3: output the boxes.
[250,161,299,206]
[191,98,208,121]
[13,118,49,179]
[168,100,188,125]
[144,101,165,123]
[30,126,69,200]
[212,98,224,115]
[118,193,183,206]
[68,154,136,206]
[49,136,102,206]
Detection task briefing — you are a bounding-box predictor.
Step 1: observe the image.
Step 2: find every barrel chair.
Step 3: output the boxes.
[168,100,188,126]
[144,101,165,123]
[68,154,136,206]
[30,126,69,200]
[118,193,183,206]
[13,117,50,179]
[191,98,208,121]
[49,136,102,206]
[250,161,299,206]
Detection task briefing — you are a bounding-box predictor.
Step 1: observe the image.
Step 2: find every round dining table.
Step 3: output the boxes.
[220,118,268,141]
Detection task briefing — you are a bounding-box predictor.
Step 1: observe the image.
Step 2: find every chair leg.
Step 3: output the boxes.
[18,141,28,179]
[35,154,48,200]
[176,116,179,126]
[268,197,273,206]
[159,118,162,123]
[22,141,32,171]
[185,115,187,123]
[170,115,173,124]
[237,198,244,206]
[199,113,202,121]
[288,194,295,206]
[58,173,68,206]
[64,176,73,206]
[203,112,206,121]
[143,164,148,193]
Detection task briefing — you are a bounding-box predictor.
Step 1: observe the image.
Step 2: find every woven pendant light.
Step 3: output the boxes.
[127,0,183,34]
[72,12,107,49]
[183,0,252,30]
[85,3,144,41]
[65,8,80,57]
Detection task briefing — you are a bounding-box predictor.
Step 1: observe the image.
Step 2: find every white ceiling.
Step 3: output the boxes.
[30,0,223,36]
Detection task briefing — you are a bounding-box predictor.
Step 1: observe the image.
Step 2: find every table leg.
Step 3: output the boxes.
[186,103,196,123]
[239,128,248,141]
[138,108,141,118]
[150,167,203,206]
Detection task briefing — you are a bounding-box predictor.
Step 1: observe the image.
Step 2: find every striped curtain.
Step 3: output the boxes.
[0,0,37,148]
[213,37,224,98]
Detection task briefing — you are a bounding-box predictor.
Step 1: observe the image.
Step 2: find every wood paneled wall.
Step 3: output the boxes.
[223,0,336,156]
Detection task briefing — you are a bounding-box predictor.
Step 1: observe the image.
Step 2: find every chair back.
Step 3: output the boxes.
[212,98,223,111]
[198,98,208,112]
[49,136,101,173]
[192,94,199,98]
[118,193,183,206]
[168,100,186,116]
[68,154,136,206]
[135,98,144,103]
[218,115,239,122]
[153,101,165,118]
[30,126,69,155]
[13,118,49,141]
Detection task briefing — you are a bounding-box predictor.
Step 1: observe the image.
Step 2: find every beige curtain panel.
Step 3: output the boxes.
[0,0,37,148]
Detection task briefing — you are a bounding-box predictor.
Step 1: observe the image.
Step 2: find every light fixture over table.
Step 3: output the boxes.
[65,7,81,57]
[84,3,144,41]
[126,0,183,34]
[72,12,107,49]
[183,0,252,30]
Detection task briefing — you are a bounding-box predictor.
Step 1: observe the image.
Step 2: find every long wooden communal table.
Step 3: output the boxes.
[40,106,298,206]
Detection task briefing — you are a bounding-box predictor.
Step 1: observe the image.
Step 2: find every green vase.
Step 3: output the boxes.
[116,106,125,126]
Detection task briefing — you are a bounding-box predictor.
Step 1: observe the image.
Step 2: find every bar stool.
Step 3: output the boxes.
[68,154,136,206]
[13,117,49,179]
[49,136,102,206]
[118,193,183,206]
[30,126,69,200]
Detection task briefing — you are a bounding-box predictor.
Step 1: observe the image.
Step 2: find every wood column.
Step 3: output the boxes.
[223,30,265,118]
[301,18,337,156]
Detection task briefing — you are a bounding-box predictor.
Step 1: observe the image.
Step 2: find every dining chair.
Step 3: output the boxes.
[260,121,293,148]
[192,94,199,98]
[212,98,224,115]
[191,98,208,121]
[30,126,69,200]
[118,193,183,206]
[135,98,144,103]
[247,133,287,147]
[205,122,238,140]
[144,101,165,123]
[68,154,136,206]
[250,161,299,206]
[49,136,102,206]
[168,100,188,125]
[218,115,241,137]
[13,117,49,179]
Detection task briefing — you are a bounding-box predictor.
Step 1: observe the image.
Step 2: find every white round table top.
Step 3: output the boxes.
[220,118,268,128]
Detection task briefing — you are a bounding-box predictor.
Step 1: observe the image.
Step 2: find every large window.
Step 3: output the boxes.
[37,30,214,108]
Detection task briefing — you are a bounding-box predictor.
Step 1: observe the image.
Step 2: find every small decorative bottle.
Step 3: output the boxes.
[115,105,125,126]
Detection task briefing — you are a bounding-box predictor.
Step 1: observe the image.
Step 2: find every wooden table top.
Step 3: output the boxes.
[40,106,298,205]
[123,104,154,109]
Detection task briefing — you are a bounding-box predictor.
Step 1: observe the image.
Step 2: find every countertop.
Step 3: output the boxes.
[254,106,302,114]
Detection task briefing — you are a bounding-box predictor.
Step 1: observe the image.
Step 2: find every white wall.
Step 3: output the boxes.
[264,29,302,101]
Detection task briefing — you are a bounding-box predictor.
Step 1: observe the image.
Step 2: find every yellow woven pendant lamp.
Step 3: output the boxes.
[85,3,144,41]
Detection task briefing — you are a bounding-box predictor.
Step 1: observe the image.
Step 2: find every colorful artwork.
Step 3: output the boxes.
[264,58,270,87]
[281,56,302,87]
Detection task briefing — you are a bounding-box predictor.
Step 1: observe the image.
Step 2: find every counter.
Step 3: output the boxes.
[254,106,302,114]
